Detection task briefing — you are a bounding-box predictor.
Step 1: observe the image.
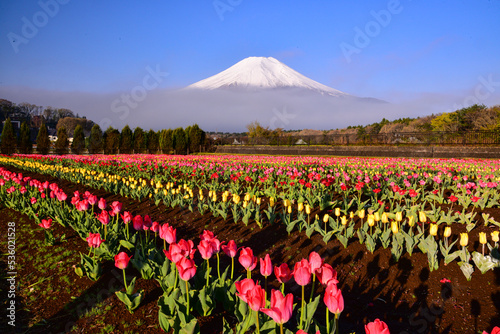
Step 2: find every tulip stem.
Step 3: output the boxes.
[217,253,221,280]
[335,313,339,334]
[326,309,330,334]
[122,268,128,291]
[255,310,260,334]
[300,285,305,329]
[206,259,211,288]
[231,257,234,281]
[309,274,316,303]
[104,225,107,240]
[186,280,190,316]
[163,238,166,251]
[247,269,251,280]
[280,323,284,334]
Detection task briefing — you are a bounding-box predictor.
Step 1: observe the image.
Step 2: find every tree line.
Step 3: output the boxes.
[0,119,206,156]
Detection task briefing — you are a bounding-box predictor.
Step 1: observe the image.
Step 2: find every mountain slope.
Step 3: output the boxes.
[186,56,349,97]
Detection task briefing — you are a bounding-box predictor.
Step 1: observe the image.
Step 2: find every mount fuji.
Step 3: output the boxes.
[187,56,350,97]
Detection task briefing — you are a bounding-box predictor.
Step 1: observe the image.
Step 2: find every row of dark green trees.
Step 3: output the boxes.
[0,119,206,155]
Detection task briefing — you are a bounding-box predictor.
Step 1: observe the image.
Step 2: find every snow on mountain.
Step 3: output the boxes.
[186,56,349,97]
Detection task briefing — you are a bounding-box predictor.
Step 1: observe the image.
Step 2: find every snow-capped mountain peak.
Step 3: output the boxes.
[186,56,349,97]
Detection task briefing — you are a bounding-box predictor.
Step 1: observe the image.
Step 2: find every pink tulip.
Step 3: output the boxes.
[96,210,110,225]
[316,263,338,286]
[86,233,104,248]
[235,278,256,303]
[39,218,52,229]
[110,201,122,216]
[121,211,133,224]
[260,289,294,324]
[132,215,144,231]
[309,251,323,274]
[114,252,132,270]
[239,247,257,271]
[30,197,37,204]
[151,221,160,233]
[293,259,311,286]
[98,198,107,210]
[274,263,293,284]
[176,257,197,281]
[87,194,97,206]
[159,224,176,244]
[221,240,238,257]
[198,239,215,260]
[324,282,344,315]
[76,199,89,211]
[200,230,215,241]
[260,254,273,278]
[55,189,67,201]
[246,284,266,312]
[365,318,390,334]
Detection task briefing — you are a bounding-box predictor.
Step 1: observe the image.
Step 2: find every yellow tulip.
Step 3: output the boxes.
[367,215,375,227]
[419,211,427,223]
[298,202,304,212]
[358,209,365,219]
[395,212,403,222]
[408,215,415,227]
[269,197,275,207]
[429,224,438,236]
[492,231,499,242]
[243,201,248,209]
[444,226,451,238]
[479,232,487,245]
[334,208,341,217]
[460,233,468,247]
[305,204,311,215]
[323,214,330,223]
[391,221,399,234]
[350,212,354,219]
[374,212,380,222]
[341,216,347,225]
[256,197,261,205]
[287,205,292,214]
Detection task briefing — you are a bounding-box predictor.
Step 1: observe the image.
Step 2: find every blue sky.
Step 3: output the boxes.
[1,0,499,131]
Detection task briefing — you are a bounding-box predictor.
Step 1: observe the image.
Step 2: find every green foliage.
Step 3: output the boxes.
[120,125,133,154]
[36,121,50,155]
[19,121,32,154]
[71,124,85,154]
[159,129,174,154]
[103,126,120,154]
[133,127,145,153]
[172,127,187,154]
[0,118,17,155]
[188,124,206,153]
[88,124,103,154]
[146,129,159,153]
[55,126,69,155]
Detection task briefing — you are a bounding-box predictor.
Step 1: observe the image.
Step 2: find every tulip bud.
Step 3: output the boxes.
[429,223,438,236]
[479,232,487,245]
[492,230,499,242]
[335,208,341,217]
[349,211,354,219]
[305,204,311,215]
[287,205,292,214]
[408,215,415,227]
[212,194,217,202]
[358,209,365,219]
[315,214,319,222]
[323,214,330,223]
[298,202,304,212]
[208,190,213,198]
[395,212,403,222]
[460,233,468,247]
[374,212,380,222]
[444,226,451,238]
[199,195,204,201]
[419,211,427,223]
[256,197,261,205]
[243,201,248,209]
[341,216,347,225]
[284,199,291,207]
[391,221,399,234]
[269,197,275,207]
[199,189,203,197]
[367,215,375,227]
[244,193,251,202]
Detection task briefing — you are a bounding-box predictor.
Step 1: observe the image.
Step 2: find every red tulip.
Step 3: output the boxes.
[55,189,67,201]
[365,318,390,334]
[308,251,323,274]
[198,239,215,260]
[316,263,338,286]
[159,223,176,244]
[151,221,160,233]
[86,233,104,248]
[221,240,238,258]
[235,278,256,303]
[324,282,344,315]
[39,218,52,229]
[200,230,215,241]
[87,194,97,206]
[30,197,37,204]
[176,257,197,281]
[274,263,293,284]
[121,211,132,224]
[76,199,89,211]
[114,252,132,269]
[164,239,196,263]
[98,198,107,210]
[260,254,273,278]
[239,247,257,271]
[293,259,311,286]
[132,215,144,231]
[96,210,110,225]
[261,289,294,324]
[246,284,266,312]
[110,201,122,215]
[143,214,152,228]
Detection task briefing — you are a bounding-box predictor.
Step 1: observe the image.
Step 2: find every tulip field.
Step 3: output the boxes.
[0,153,499,334]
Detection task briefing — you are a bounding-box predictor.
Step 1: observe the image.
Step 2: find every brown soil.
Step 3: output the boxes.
[0,165,499,334]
